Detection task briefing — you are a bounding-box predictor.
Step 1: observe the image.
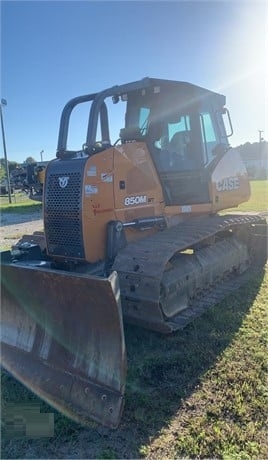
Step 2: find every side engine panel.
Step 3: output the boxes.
[113,142,164,226]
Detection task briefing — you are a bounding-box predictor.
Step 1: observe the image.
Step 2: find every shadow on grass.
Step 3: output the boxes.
[1,269,265,459]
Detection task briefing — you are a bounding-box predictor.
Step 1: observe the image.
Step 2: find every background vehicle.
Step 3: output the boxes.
[23,162,47,200]
[10,162,48,200]
[0,179,14,195]
[1,77,267,428]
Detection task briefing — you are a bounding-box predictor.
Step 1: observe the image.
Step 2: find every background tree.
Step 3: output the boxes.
[0,158,19,178]
[25,156,36,164]
[0,164,6,181]
[8,161,19,173]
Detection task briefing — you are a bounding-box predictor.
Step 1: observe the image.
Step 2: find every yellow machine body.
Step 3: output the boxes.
[44,142,250,264]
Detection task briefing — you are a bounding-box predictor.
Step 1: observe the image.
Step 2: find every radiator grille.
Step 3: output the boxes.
[45,164,85,259]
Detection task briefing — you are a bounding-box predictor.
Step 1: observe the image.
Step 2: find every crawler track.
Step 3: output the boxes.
[113,213,267,333]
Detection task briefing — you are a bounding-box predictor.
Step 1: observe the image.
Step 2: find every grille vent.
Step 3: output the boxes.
[45,165,85,259]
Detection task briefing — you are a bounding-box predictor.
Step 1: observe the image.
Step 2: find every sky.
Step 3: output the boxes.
[1,0,267,164]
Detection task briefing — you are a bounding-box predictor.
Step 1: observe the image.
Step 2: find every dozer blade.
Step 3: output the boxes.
[1,262,126,428]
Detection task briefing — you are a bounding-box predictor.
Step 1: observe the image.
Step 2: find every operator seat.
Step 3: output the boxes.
[168,131,193,170]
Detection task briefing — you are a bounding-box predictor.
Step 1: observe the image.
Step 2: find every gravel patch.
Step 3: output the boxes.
[0,210,43,249]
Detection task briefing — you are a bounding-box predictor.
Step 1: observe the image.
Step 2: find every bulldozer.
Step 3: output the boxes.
[1,77,267,428]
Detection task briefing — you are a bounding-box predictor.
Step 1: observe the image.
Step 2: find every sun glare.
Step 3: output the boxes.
[214,3,267,144]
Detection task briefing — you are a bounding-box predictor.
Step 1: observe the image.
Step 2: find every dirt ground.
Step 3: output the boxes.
[0,210,43,249]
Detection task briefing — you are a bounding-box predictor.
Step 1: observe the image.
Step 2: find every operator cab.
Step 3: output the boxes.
[121,79,232,205]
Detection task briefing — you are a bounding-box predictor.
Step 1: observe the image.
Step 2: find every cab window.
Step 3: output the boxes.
[200,112,217,164]
[139,107,150,134]
[167,115,190,142]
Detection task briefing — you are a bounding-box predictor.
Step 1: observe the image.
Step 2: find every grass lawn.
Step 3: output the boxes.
[224,180,268,213]
[0,192,42,214]
[140,269,267,459]
[1,180,267,459]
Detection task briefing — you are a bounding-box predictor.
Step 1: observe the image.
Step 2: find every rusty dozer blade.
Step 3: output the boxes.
[1,262,126,428]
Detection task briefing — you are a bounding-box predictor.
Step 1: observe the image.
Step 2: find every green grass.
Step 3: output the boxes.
[225,180,268,213]
[0,193,42,213]
[1,180,268,459]
[139,271,268,459]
